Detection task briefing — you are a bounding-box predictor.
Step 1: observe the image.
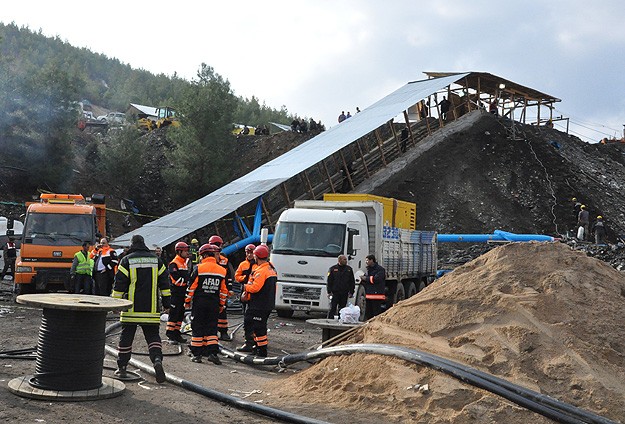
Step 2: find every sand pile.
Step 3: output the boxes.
[266,242,625,423]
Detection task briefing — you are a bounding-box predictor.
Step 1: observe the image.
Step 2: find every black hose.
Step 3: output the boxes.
[220,344,615,424]
[104,322,329,424]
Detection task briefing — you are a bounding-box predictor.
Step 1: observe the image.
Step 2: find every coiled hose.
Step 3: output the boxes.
[220,344,616,424]
[104,322,329,424]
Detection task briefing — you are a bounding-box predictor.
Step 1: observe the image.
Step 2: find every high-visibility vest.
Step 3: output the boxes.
[74,251,94,276]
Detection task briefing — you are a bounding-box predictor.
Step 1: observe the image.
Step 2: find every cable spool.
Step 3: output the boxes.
[31,308,107,391]
[8,294,132,401]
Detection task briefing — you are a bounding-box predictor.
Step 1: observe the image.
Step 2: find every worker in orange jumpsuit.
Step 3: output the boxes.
[208,235,235,341]
[185,243,228,365]
[166,242,191,344]
[234,244,257,340]
[236,245,276,357]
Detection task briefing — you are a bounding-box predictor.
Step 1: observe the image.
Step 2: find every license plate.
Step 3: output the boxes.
[292,305,311,311]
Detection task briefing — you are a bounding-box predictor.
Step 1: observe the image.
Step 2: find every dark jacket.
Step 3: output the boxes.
[113,242,170,324]
[363,262,386,297]
[327,264,355,295]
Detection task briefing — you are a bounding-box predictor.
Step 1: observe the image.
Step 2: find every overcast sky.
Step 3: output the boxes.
[4,1,625,142]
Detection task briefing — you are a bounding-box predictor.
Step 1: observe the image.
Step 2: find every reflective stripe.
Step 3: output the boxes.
[365,294,386,300]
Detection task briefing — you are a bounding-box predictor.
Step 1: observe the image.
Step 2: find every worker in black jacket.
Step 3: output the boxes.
[363,254,386,320]
[112,235,171,383]
[326,254,355,318]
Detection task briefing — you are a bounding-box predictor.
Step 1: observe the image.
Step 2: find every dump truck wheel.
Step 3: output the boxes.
[405,281,417,298]
[355,285,366,321]
[393,283,406,304]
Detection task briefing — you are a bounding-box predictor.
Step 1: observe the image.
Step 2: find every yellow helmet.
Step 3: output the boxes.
[191,238,199,244]
[580,205,586,209]
[597,216,603,220]
[572,197,577,201]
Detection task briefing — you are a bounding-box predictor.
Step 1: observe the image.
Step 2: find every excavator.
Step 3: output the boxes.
[137,106,180,131]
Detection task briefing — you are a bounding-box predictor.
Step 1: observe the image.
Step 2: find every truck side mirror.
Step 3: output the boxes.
[351,234,363,254]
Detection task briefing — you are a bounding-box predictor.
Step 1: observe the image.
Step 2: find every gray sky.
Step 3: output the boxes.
[4,1,625,142]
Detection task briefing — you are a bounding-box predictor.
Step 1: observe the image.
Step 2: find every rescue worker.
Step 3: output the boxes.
[593,216,607,245]
[572,197,582,231]
[326,254,355,319]
[166,241,191,344]
[578,205,590,241]
[1,237,17,280]
[363,254,386,320]
[112,235,171,383]
[208,235,234,341]
[237,245,276,357]
[70,241,94,294]
[184,243,228,365]
[189,238,200,265]
[234,244,257,317]
[92,237,118,296]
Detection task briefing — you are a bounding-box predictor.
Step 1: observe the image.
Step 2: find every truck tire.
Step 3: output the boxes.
[405,281,417,298]
[393,283,406,304]
[355,285,367,321]
[276,309,294,318]
[418,279,426,292]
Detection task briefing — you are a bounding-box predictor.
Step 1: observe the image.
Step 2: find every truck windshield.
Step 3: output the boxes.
[272,222,345,257]
[23,213,94,245]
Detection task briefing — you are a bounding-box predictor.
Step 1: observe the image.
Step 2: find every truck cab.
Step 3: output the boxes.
[272,208,366,318]
[15,193,105,293]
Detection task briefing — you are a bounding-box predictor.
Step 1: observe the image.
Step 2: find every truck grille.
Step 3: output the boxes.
[282,285,322,301]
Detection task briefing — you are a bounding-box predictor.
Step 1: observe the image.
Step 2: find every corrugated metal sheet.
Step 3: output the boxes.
[112,73,468,248]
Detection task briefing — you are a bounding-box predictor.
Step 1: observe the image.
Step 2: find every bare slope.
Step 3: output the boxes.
[266,242,625,423]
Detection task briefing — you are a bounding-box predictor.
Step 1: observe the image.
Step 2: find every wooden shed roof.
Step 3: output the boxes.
[424,71,560,103]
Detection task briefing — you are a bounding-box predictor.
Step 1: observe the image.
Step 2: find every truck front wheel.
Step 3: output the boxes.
[355,285,367,321]
[276,309,294,318]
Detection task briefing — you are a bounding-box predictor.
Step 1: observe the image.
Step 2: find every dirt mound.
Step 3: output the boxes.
[266,242,625,423]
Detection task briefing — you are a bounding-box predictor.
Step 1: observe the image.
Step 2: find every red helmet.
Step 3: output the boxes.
[253,245,269,259]
[175,241,189,251]
[245,243,256,252]
[209,235,223,246]
[199,243,220,255]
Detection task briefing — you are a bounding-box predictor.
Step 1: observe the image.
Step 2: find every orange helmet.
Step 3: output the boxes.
[175,241,189,251]
[199,243,220,255]
[209,235,223,246]
[254,245,269,259]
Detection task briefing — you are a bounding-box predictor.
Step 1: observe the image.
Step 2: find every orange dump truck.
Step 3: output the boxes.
[15,193,106,294]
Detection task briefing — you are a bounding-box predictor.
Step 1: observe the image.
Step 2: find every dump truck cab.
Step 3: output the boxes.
[15,193,106,294]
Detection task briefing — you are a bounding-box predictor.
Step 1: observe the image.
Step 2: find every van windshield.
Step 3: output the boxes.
[272,222,345,257]
[23,212,94,246]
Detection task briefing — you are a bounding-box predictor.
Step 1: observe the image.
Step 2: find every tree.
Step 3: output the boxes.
[164,64,238,203]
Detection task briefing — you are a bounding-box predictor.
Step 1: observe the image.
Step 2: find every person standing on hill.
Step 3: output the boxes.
[112,234,171,383]
[338,111,346,123]
[439,96,451,120]
[326,255,355,319]
[592,216,607,245]
[578,205,590,241]
[363,254,386,320]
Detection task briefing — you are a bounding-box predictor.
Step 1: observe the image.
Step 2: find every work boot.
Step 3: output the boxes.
[206,354,222,365]
[191,355,203,363]
[255,346,268,358]
[236,343,254,353]
[219,331,232,341]
[167,331,187,344]
[153,359,166,384]
[114,365,128,378]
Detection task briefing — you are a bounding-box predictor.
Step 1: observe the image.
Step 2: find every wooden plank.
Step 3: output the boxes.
[301,171,316,199]
[403,111,416,147]
[374,128,388,166]
[260,197,274,231]
[321,159,336,193]
[389,120,402,152]
[356,140,371,178]
[339,150,354,191]
[281,182,292,207]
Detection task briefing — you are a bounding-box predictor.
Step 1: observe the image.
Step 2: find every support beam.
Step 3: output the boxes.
[374,128,388,166]
[356,139,371,178]
[321,159,336,193]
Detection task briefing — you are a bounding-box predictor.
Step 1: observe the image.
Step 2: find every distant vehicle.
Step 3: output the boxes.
[97,112,126,125]
[155,106,180,128]
[82,111,96,120]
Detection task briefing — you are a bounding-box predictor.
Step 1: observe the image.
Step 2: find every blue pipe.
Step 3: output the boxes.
[438,230,554,243]
[222,235,273,256]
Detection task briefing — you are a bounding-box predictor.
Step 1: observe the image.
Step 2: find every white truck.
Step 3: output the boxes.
[271,194,437,319]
